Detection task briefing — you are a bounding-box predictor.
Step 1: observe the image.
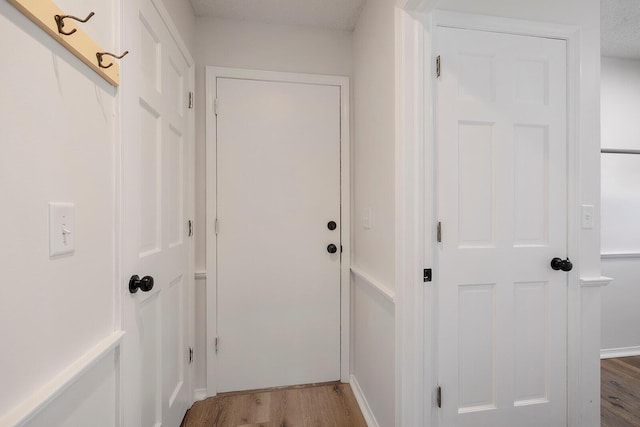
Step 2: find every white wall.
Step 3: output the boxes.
[25,352,118,427]
[193,17,353,393]
[159,0,196,51]
[0,0,116,422]
[353,0,396,288]
[351,275,395,427]
[351,0,396,424]
[601,257,640,351]
[0,0,196,423]
[600,56,640,353]
[601,57,640,151]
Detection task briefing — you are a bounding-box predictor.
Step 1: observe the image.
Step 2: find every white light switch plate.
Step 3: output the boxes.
[581,204,594,229]
[363,207,372,230]
[49,203,75,257]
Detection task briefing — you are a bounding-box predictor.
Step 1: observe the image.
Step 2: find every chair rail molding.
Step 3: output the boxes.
[350,266,395,304]
[580,276,613,288]
[601,252,640,259]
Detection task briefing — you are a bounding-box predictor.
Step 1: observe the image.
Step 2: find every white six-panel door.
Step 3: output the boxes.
[436,26,568,427]
[214,77,342,392]
[121,0,193,425]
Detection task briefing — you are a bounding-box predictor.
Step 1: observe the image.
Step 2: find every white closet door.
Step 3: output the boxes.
[121,0,193,425]
[436,26,568,427]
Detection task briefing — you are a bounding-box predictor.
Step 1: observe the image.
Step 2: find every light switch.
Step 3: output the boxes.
[581,204,594,229]
[49,203,75,257]
[363,207,372,230]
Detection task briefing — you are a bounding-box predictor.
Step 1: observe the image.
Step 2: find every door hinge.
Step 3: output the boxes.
[436,55,441,78]
[215,218,219,235]
[189,347,193,364]
[214,98,219,116]
[424,268,432,282]
[436,385,442,408]
[188,220,193,237]
[188,92,194,109]
[437,221,442,243]
[215,337,219,354]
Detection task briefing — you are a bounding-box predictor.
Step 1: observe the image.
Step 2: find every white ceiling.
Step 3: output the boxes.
[189,0,640,57]
[602,0,640,58]
[190,0,367,31]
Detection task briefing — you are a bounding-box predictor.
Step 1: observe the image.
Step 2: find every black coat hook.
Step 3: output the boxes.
[96,51,129,69]
[54,12,95,36]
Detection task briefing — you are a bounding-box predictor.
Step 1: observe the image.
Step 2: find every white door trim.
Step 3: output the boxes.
[394,7,429,426]
[395,6,583,427]
[205,66,351,395]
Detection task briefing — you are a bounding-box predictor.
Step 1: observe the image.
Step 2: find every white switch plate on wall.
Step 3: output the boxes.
[363,207,372,230]
[581,204,595,229]
[49,202,75,257]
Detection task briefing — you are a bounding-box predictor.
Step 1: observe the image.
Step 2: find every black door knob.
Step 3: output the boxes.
[327,244,338,254]
[550,258,573,272]
[129,275,155,293]
[327,221,337,231]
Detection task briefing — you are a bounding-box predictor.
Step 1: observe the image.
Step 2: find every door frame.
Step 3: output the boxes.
[205,67,351,395]
[394,6,587,427]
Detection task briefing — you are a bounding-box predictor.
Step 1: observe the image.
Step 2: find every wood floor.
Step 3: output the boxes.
[602,356,640,427]
[181,382,368,427]
[182,361,640,427]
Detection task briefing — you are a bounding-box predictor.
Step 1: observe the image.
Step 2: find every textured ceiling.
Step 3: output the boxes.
[190,0,367,31]
[602,0,640,58]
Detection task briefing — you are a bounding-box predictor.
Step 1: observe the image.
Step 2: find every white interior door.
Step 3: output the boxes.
[436,26,568,427]
[215,77,342,392]
[121,0,193,425]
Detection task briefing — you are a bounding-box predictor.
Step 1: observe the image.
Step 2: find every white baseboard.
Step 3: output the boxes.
[601,346,640,359]
[193,388,208,401]
[350,375,379,427]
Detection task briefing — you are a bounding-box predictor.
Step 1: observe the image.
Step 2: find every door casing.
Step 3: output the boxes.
[394,8,583,427]
[204,67,351,395]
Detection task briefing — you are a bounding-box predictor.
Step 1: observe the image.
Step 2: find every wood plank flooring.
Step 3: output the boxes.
[602,356,640,427]
[181,382,368,427]
[183,358,640,426]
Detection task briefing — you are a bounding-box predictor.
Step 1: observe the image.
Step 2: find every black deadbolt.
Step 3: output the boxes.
[328,221,337,230]
[129,275,155,293]
[327,244,338,254]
